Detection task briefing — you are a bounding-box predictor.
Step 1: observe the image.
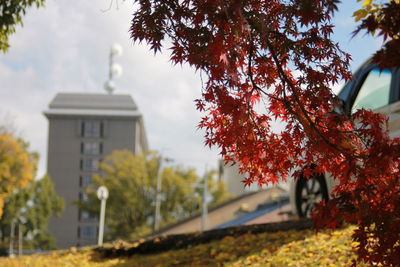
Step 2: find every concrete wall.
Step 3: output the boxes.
[48,116,137,248]
[48,118,81,249]
[220,161,290,198]
[102,118,136,155]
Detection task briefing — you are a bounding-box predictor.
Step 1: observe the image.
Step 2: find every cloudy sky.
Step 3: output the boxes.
[0,0,381,178]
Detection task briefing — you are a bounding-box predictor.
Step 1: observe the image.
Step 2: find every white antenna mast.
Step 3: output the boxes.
[104,43,123,94]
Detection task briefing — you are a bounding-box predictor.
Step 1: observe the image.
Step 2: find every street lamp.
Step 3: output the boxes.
[201,166,208,232]
[9,219,15,258]
[9,207,27,257]
[153,156,174,232]
[97,186,109,246]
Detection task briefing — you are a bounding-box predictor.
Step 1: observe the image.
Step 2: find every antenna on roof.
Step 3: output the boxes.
[104,43,123,94]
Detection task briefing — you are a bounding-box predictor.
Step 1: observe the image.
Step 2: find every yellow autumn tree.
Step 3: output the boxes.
[0,134,34,217]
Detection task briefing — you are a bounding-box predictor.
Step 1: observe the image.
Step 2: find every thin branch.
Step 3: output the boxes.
[101,0,114,12]
[247,37,285,103]
[263,37,351,157]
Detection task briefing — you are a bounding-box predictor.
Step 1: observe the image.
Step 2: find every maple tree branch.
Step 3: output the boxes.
[263,37,350,157]
[242,38,265,139]
[247,37,285,104]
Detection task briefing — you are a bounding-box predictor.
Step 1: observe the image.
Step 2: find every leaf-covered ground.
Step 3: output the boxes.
[0,225,365,266]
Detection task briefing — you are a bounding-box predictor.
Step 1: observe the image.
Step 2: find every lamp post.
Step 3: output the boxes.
[201,166,208,232]
[154,156,162,232]
[9,219,15,258]
[9,206,27,257]
[97,186,109,246]
[18,224,23,256]
[153,155,173,232]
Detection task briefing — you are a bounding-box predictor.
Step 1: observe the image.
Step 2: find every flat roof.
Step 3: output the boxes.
[48,93,138,111]
[44,93,141,117]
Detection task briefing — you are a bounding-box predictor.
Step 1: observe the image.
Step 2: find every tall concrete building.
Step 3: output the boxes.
[219,162,259,196]
[219,161,288,196]
[44,93,148,249]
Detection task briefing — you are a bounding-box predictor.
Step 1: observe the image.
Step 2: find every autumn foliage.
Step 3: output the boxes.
[353,0,400,69]
[0,226,361,266]
[130,0,400,265]
[0,134,34,217]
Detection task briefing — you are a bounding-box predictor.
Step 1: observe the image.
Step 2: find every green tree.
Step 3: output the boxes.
[0,174,64,250]
[156,164,199,225]
[158,167,232,225]
[0,0,46,52]
[78,150,231,240]
[204,169,232,207]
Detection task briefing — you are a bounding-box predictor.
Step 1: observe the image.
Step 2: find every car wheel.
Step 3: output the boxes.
[295,173,329,218]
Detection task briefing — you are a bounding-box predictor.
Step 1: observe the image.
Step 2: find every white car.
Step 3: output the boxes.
[289,60,400,217]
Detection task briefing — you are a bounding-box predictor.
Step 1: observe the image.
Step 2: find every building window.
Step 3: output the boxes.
[81,158,99,171]
[79,192,89,202]
[82,121,102,137]
[78,209,96,222]
[80,175,92,187]
[81,211,93,220]
[80,226,97,239]
[81,142,102,155]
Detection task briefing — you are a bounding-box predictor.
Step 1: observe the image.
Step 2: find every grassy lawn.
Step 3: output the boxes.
[0,225,364,266]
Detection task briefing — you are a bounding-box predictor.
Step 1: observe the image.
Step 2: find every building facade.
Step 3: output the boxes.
[44,93,148,249]
[219,161,289,196]
[219,161,260,196]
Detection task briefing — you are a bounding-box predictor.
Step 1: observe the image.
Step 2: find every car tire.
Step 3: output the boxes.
[295,173,329,218]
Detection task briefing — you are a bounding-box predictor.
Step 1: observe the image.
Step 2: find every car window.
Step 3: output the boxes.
[338,81,353,103]
[352,68,391,112]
